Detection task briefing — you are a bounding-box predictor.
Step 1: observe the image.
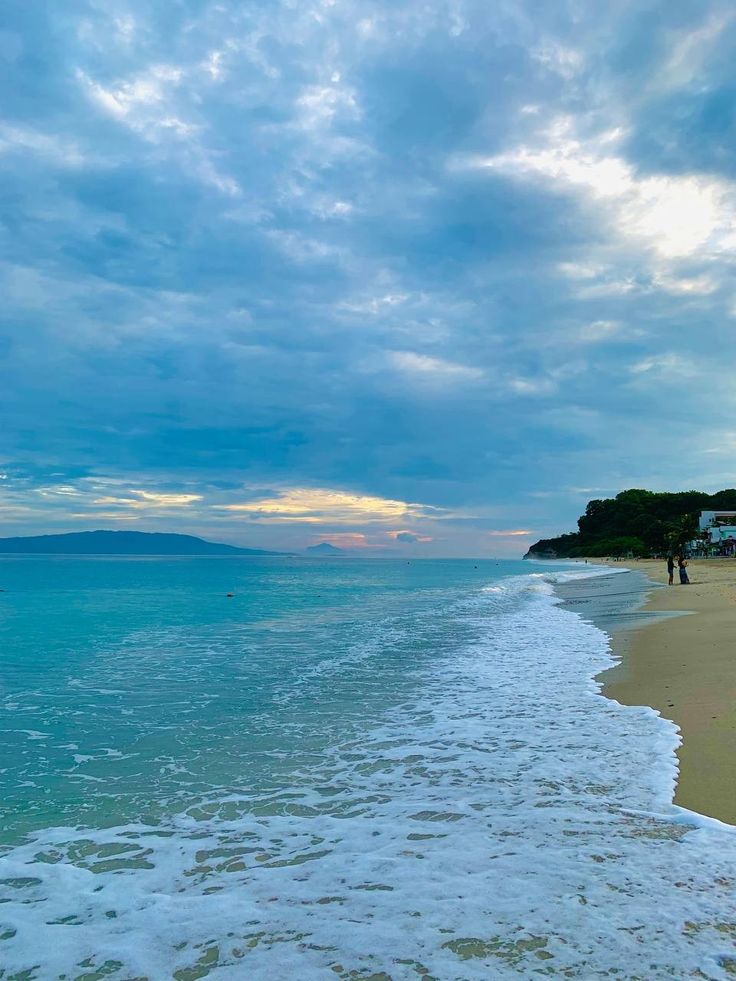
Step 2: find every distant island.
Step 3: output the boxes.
[0,530,283,556]
[306,542,344,555]
[525,488,736,559]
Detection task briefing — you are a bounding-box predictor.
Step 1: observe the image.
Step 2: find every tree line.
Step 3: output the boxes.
[525,488,736,558]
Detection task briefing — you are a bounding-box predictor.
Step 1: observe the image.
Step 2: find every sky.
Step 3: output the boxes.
[1,0,735,556]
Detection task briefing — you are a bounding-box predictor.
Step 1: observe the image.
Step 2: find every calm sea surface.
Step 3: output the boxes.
[0,556,734,979]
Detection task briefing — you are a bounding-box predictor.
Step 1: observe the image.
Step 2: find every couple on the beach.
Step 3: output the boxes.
[666,555,689,585]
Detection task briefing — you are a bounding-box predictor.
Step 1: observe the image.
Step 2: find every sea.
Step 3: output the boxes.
[0,556,734,980]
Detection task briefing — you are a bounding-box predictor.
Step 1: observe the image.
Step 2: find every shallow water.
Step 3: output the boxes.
[0,557,734,979]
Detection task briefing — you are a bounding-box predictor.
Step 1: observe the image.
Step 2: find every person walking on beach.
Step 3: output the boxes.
[677,556,690,585]
[666,555,675,585]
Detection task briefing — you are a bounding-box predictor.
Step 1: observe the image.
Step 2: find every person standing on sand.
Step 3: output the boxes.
[667,555,675,585]
[677,556,690,584]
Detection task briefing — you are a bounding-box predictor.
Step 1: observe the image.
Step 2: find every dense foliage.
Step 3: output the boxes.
[526,488,736,558]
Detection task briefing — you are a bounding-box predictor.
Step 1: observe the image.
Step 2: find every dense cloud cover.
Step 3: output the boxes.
[1,0,734,554]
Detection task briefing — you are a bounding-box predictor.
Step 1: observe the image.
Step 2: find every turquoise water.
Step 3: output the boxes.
[1,557,735,979]
[0,558,536,840]
[1,557,527,842]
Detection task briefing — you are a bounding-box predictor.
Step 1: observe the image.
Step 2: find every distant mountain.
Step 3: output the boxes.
[0,530,282,556]
[306,542,344,555]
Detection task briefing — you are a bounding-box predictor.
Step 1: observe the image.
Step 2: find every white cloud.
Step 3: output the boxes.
[80,64,184,121]
[652,12,734,94]
[36,485,83,499]
[557,261,603,280]
[560,261,719,301]
[202,49,225,81]
[314,198,354,219]
[1,479,205,524]
[192,157,241,197]
[629,354,697,377]
[77,64,240,195]
[651,272,718,296]
[580,320,624,342]
[700,431,736,456]
[91,489,203,509]
[459,116,736,260]
[531,41,583,80]
[507,376,556,396]
[266,228,345,262]
[113,15,137,43]
[340,292,411,315]
[574,277,639,299]
[388,350,484,381]
[296,76,360,129]
[0,125,88,167]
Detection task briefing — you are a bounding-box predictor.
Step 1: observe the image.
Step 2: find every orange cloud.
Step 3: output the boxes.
[487,529,533,537]
[219,487,443,524]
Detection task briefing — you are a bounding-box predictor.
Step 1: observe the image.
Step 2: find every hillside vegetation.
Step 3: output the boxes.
[525,488,736,558]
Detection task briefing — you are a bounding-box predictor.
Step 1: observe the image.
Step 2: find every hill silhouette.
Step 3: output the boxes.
[0,530,282,556]
[306,542,344,555]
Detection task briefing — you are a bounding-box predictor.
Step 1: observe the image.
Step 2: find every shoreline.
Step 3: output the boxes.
[565,559,736,825]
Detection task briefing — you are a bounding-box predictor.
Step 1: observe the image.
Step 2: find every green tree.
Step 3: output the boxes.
[663,513,698,554]
[526,488,734,559]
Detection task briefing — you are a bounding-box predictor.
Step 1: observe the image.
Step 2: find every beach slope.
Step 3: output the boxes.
[600,559,736,824]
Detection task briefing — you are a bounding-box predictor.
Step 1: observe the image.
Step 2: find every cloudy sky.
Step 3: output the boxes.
[1,0,735,555]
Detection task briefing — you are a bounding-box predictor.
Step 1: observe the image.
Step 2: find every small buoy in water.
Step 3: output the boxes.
[226,593,234,598]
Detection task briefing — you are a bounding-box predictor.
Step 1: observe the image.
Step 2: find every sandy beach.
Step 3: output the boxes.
[599,558,736,825]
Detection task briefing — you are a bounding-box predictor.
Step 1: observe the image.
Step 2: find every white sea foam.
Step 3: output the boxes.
[1,569,735,980]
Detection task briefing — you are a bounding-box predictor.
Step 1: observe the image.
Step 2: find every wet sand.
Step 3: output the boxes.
[597,559,736,825]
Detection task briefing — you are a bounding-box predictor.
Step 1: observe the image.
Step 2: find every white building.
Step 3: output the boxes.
[698,510,736,531]
[695,510,736,556]
[707,525,736,552]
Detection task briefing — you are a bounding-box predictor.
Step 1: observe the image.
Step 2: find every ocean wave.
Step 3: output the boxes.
[1,567,735,979]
